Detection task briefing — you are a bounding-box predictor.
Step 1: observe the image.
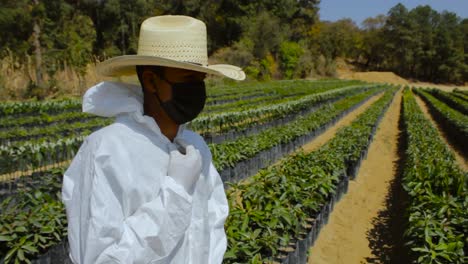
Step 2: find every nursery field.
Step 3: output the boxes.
[0,80,466,264]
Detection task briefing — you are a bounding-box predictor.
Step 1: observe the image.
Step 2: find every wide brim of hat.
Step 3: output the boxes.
[96,55,246,81]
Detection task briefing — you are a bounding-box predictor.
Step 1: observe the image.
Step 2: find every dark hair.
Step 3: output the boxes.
[136,65,163,88]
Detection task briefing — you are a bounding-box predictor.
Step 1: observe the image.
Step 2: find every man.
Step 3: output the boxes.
[61,15,245,264]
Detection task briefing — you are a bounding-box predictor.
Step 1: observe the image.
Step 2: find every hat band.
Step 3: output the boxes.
[185,61,203,66]
[137,47,207,65]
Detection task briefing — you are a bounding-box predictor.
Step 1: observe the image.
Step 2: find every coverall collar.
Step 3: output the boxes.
[83,81,186,144]
[127,111,186,145]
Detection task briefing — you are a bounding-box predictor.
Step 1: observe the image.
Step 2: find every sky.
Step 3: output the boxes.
[319,0,468,26]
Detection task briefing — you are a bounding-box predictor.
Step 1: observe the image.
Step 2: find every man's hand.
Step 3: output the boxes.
[168,139,202,193]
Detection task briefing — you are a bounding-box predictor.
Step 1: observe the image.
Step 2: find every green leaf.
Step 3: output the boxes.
[17,249,25,261]
[4,247,18,262]
[223,250,236,259]
[434,243,448,251]
[412,247,429,253]
[0,235,14,241]
[22,244,39,253]
[14,226,27,233]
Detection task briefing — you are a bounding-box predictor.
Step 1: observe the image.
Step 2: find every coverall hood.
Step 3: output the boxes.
[82,81,144,118]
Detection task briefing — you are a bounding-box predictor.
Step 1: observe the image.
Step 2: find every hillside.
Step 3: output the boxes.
[335,60,468,91]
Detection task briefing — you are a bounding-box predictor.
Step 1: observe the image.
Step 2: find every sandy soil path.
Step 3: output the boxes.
[299,93,384,154]
[335,61,468,92]
[0,160,71,182]
[307,89,403,264]
[413,95,468,171]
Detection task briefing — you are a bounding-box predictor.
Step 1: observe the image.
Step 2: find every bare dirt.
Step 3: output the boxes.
[299,93,384,153]
[335,60,468,92]
[0,160,71,182]
[338,71,409,86]
[307,89,404,264]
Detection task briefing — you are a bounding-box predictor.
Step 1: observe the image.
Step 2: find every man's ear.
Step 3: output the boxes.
[142,69,158,94]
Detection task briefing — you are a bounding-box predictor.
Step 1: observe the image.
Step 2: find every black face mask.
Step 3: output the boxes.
[154,75,207,124]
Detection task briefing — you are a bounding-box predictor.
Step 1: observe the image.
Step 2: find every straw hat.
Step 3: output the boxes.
[96,15,246,81]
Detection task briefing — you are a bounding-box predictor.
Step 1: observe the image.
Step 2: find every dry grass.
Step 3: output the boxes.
[0,52,31,100]
[2,54,465,101]
[0,52,106,101]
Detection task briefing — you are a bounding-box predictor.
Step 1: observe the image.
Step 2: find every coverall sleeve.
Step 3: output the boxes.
[62,138,195,264]
[207,162,230,263]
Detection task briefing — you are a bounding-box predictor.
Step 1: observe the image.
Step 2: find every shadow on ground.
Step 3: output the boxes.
[364,100,412,264]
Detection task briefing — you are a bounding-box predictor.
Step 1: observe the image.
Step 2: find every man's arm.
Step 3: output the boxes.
[206,162,229,263]
[62,138,197,264]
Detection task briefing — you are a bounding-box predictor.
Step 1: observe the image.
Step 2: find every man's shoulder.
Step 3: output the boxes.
[85,122,131,146]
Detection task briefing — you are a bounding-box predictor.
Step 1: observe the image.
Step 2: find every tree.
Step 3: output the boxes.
[279,41,304,79]
[365,3,467,84]
[0,0,32,56]
[290,0,320,41]
[31,0,45,89]
[461,19,468,82]
[246,11,283,59]
[432,12,464,83]
[360,15,387,69]
[408,5,439,80]
[310,19,360,61]
[382,3,417,77]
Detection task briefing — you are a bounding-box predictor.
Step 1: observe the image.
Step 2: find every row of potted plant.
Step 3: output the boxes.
[400,89,467,264]
[0,87,396,264]
[425,88,468,115]
[223,87,397,263]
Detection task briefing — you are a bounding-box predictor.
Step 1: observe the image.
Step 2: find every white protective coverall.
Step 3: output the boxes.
[61,81,229,264]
